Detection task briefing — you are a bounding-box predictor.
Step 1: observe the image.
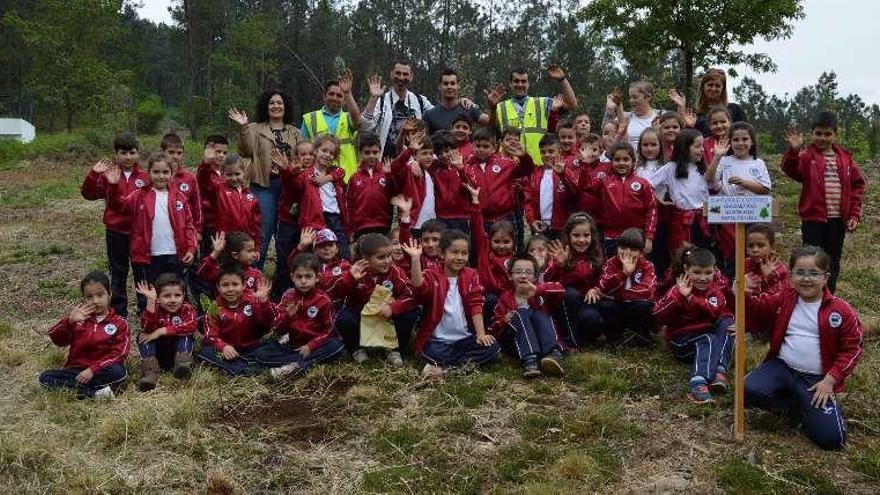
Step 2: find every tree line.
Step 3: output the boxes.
[1,0,877,160]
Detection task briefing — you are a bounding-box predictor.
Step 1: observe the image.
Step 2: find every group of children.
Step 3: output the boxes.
[39,87,866,450]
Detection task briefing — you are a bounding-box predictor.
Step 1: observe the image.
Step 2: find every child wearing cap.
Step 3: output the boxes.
[288,227,351,307]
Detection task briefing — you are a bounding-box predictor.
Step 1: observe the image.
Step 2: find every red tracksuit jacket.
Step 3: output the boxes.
[398,217,444,273]
[598,256,656,302]
[336,264,417,315]
[140,303,198,337]
[566,160,612,218]
[580,170,657,240]
[488,282,565,336]
[388,148,429,222]
[279,165,347,231]
[80,165,150,234]
[429,159,476,220]
[525,166,579,231]
[747,287,863,392]
[346,162,396,235]
[274,288,338,350]
[196,256,263,292]
[202,180,262,251]
[471,207,513,295]
[107,184,197,265]
[173,166,202,233]
[544,251,600,295]
[653,285,733,341]
[203,294,274,352]
[196,162,222,231]
[467,153,534,221]
[278,165,345,227]
[781,143,865,224]
[48,310,130,373]
[412,266,485,353]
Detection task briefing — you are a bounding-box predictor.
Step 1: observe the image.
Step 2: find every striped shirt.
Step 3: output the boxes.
[823,151,842,218]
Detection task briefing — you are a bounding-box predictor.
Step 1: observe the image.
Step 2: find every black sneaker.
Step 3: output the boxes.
[522,358,541,378]
[539,355,565,377]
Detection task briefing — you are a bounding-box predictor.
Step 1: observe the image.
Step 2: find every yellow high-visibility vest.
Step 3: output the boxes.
[303,110,357,180]
[497,96,549,165]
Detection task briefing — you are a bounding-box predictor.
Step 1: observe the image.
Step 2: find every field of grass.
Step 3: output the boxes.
[0,136,878,493]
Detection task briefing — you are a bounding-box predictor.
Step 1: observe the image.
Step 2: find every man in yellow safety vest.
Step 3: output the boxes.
[492,64,578,165]
[301,69,362,180]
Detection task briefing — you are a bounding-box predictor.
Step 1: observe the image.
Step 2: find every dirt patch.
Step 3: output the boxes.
[218,379,356,445]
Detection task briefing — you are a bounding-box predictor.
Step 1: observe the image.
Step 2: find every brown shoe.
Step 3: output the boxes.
[138,356,161,391]
[173,352,193,380]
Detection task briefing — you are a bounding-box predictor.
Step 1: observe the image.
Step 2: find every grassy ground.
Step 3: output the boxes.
[0,140,878,493]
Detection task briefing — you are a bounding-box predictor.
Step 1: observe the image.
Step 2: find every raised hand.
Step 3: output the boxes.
[401,239,422,259]
[484,82,506,107]
[382,158,392,174]
[228,108,249,127]
[68,303,95,323]
[504,139,526,158]
[760,252,782,277]
[338,68,353,94]
[460,97,476,109]
[409,160,423,178]
[463,182,480,202]
[579,144,596,164]
[211,231,226,257]
[255,279,271,302]
[92,159,112,174]
[448,149,463,170]
[681,108,697,128]
[407,130,426,151]
[668,89,686,110]
[549,158,565,174]
[676,274,692,297]
[368,74,385,98]
[135,281,157,302]
[620,251,637,275]
[606,87,622,110]
[784,129,803,150]
[551,94,565,112]
[713,137,730,157]
[105,166,121,184]
[298,227,316,248]
[349,259,370,280]
[548,239,570,265]
[616,115,630,137]
[390,195,413,216]
[547,64,566,81]
[271,147,290,170]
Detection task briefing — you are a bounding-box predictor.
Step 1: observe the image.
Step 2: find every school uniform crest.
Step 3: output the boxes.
[492,164,502,174]
[179,182,190,193]
[378,177,387,187]
[630,181,642,192]
[175,200,184,211]
[633,271,643,283]
[707,296,719,307]
[104,323,118,335]
[331,266,342,276]
[134,179,145,188]
[306,306,319,318]
[382,280,394,290]
[829,312,843,328]
[243,304,253,317]
[171,316,182,326]
[246,277,255,287]
[556,183,566,192]
[596,171,607,179]
[538,296,545,306]
[246,193,254,201]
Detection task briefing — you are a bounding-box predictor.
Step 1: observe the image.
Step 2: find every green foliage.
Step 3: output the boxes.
[136,95,166,134]
[0,133,93,170]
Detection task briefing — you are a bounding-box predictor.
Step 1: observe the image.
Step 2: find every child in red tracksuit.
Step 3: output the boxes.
[256,252,345,379]
[744,246,863,450]
[346,132,396,239]
[80,132,148,317]
[388,133,435,229]
[653,248,734,404]
[466,183,516,319]
[197,231,263,295]
[744,224,789,338]
[490,254,565,378]
[273,140,316,299]
[106,152,197,313]
[197,265,274,376]
[467,127,534,241]
[161,132,203,239]
[277,135,349,258]
[392,196,446,274]
[403,231,501,380]
[597,228,657,347]
[134,274,197,391]
[427,130,477,233]
[200,153,262,255]
[39,271,130,400]
[195,135,230,254]
[580,142,657,258]
[287,227,350,306]
[526,236,550,282]
[525,134,579,240]
[782,110,866,293]
[566,134,611,220]
[335,234,420,365]
[451,114,475,162]
[557,119,580,164]
[545,213,604,350]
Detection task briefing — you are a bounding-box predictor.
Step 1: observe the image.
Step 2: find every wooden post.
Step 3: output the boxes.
[734,223,746,442]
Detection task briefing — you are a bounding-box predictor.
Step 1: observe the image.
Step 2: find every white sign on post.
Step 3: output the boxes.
[707,195,773,224]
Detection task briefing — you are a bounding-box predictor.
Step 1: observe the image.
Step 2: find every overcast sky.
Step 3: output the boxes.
[137,0,878,105]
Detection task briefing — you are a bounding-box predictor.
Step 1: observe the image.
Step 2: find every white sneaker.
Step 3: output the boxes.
[421,363,445,380]
[352,348,369,363]
[386,350,403,367]
[269,363,301,380]
[93,386,115,401]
